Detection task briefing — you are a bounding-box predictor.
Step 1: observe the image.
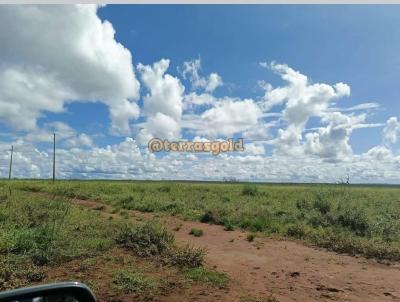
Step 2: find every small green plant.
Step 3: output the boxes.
[189,228,203,237]
[0,256,45,291]
[246,233,256,242]
[118,196,135,210]
[172,223,182,231]
[224,223,234,231]
[240,294,280,302]
[242,184,258,196]
[113,269,158,297]
[184,267,229,288]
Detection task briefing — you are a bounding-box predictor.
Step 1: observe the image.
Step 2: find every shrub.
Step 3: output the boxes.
[312,197,331,215]
[286,224,306,239]
[242,184,258,196]
[116,221,175,257]
[165,244,205,268]
[200,210,219,224]
[336,206,370,235]
[310,229,400,261]
[371,214,400,242]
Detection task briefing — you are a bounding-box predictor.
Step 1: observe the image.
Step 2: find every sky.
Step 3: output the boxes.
[0,4,399,183]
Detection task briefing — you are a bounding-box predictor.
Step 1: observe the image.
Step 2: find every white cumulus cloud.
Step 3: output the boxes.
[180,58,222,92]
[383,117,400,144]
[137,59,185,144]
[0,5,140,135]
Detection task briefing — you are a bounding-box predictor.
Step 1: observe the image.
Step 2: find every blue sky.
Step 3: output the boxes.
[0,5,399,182]
[64,5,400,149]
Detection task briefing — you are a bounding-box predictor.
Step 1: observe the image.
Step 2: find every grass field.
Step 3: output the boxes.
[0,181,228,300]
[5,180,400,261]
[1,180,400,300]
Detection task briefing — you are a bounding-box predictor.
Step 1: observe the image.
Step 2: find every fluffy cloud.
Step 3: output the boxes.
[245,143,266,155]
[137,59,185,143]
[23,121,95,148]
[64,134,94,148]
[180,58,223,92]
[383,117,400,144]
[2,137,400,184]
[262,62,350,127]
[365,145,393,161]
[25,122,76,143]
[183,92,216,110]
[260,62,358,158]
[199,98,262,137]
[305,112,366,161]
[0,5,140,134]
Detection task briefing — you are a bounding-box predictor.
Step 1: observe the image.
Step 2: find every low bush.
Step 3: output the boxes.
[199,210,219,224]
[116,221,174,257]
[165,244,205,268]
[242,184,258,196]
[335,206,370,235]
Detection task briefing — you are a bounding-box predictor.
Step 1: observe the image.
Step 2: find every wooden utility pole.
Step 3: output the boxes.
[8,145,13,180]
[52,133,56,183]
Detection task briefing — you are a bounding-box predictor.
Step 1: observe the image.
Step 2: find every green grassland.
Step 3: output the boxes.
[3,180,400,262]
[0,182,222,298]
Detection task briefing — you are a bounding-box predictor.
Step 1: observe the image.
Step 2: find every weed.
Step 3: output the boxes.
[184,267,229,288]
[224,223,234,231]
[189,228,204,237]
[246,233,256,242]
[242,184,258,196]
[286,223,306,239]
[240,294,280,302]
[113,269,158,297]
[94,205,105,211]
[165,244,205,268]
[116,221,174,257]
[312,196,331,215]
[172,223,182,231]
